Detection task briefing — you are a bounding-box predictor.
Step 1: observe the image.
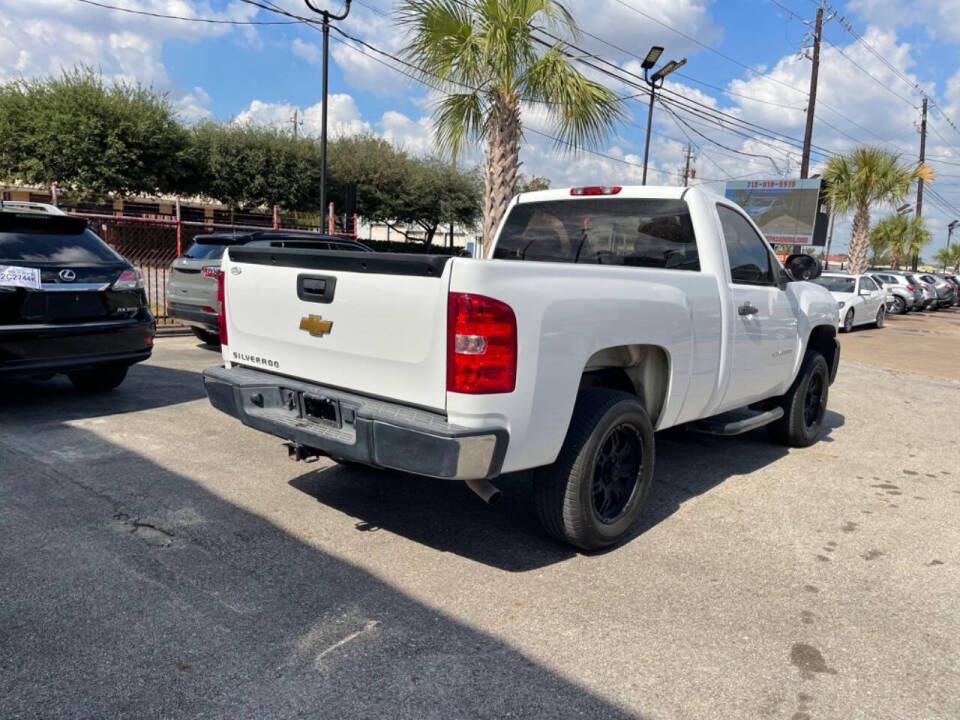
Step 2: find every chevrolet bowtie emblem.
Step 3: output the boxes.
[299,314,333,337]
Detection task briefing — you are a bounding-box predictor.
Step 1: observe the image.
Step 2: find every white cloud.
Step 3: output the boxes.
[292,37,322,65]
[847,0,960,42]
[234,94,372,137]
[175,86,213,122]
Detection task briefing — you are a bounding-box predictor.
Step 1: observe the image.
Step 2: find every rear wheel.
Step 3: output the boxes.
[768,351,829,447]
[874,305,886,328]
[892,296,906,314]
[191,327,220,345]
[68,364,129,392]
[534,388,655,551]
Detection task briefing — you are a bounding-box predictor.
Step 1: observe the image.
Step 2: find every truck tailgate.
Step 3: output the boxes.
[221,248,452,411]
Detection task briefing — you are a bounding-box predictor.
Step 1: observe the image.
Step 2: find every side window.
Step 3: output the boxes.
[860,277,877,292]
[717,205,774,285]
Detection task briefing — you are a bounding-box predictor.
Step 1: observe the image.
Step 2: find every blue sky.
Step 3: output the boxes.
[2,0,960,254]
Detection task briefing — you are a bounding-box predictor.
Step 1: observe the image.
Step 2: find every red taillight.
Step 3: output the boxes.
[570,186,622,196]
[907,284,915,291]
[201,266,219,279]
[217,271,228,345]
[447,292,516,394]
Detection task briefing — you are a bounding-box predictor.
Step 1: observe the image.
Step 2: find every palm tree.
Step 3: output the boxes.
[823,146,932,274]
[396,0,624,255]
[870,213,910,269]
[932,245,960,272]
[867,224,892,267]
[904,215,931,268]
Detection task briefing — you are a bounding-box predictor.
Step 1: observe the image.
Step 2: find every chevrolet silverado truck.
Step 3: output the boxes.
[203,186,840,549]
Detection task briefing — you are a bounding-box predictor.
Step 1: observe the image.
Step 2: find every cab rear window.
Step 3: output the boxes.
[492,198,700,270]
[183,242,236,260]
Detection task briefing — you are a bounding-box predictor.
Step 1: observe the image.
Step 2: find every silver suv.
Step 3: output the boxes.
[870,272,920,314]
[167,231,372,344]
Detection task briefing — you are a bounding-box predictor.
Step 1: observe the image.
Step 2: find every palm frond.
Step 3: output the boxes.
[521,44,625,150]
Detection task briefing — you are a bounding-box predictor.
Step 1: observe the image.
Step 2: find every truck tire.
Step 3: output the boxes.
[68,364,129,392]
[768,351,829,447]
[534,388,655,551]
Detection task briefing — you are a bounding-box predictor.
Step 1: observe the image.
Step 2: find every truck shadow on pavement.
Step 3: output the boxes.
[0,363,206,423]
[288,410,845,571]
[0,424,643,720]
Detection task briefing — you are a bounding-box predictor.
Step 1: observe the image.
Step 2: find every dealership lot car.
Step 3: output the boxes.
[814,272,886,331]
[870,272,917,314]
[203,185,840,550]
[167,231,372,344]
[0,202,154,390]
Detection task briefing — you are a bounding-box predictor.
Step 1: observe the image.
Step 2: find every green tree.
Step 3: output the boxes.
[0,68,188,195]
[327,134,412,220]
[392,158,482,244]
[932,244,960,272]
[823,146,932,275]
[904,215,932,268]
[870,214,908,269]
[186,122,324,210]
[514,174,551,194]
[397,0,623,256]
[867,226,891,267]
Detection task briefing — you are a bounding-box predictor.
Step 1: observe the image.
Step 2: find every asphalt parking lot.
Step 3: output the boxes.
[2,311,958,719]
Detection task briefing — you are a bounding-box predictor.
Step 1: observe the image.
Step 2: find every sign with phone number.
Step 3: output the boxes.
[0,265,41,289]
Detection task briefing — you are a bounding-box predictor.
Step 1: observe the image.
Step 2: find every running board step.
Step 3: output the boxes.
[689,406,784,436]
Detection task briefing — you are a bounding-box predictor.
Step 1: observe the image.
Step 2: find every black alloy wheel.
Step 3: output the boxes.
[592,423,644,523]
[803,370,826,431]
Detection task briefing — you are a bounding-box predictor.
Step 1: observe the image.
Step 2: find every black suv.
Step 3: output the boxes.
[167,231,372,344]
[0,205,155,390]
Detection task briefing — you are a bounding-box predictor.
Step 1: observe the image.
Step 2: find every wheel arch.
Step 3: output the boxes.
[805,323,840,384]
[578,344,671,427]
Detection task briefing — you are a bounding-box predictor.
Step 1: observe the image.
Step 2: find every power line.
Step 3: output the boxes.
[821,38,917,108]
[73,0,300,24]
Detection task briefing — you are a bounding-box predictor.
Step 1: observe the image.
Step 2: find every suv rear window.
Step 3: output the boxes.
[492,198,700,270]
[183,240,240,260]
[0,228,122,263]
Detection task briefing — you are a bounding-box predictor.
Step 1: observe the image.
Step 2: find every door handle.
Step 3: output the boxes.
[738,302,759,316]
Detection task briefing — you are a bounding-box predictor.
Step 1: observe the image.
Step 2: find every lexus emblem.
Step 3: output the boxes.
[58,269,77,282]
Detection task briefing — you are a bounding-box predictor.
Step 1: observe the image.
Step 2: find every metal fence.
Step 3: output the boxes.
[74,212,357,326]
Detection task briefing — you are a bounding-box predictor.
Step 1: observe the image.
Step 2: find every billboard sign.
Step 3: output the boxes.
[724,178,827,246]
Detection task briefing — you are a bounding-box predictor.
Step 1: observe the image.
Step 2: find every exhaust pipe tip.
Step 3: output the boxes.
[465,478,502,505]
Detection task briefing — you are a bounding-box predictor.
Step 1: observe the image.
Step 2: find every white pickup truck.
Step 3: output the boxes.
[203,186,840,549]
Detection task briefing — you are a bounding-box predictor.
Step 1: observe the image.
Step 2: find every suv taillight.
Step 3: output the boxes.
[112,268,144,291]
[217,270,228,345]
[907,284,915,291]
[447,292,516,394]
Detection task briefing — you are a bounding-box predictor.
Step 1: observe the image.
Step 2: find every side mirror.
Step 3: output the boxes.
[784,253,821,282]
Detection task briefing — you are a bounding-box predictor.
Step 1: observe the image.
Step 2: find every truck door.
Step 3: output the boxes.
[716,204,799,408]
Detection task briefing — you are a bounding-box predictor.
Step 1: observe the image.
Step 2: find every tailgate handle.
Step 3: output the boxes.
[297,275,337,304]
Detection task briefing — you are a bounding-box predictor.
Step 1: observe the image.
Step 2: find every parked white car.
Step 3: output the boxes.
[813,272,886,332]
[203,185,840,549]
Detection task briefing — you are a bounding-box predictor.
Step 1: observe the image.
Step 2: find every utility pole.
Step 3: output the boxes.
[682,143,694,187]
[291,108,299,141]
[800,5,823,180]
[303,1,352,229]
[912,96,927,271]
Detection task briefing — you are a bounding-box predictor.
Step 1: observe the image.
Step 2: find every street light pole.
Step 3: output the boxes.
[946,220,959,271]
[639,46,685,186]
[303,1,352,229]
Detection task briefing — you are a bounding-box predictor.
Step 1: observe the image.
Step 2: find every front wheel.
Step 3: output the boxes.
[768,351,830,447]
[841,309,854,332]
[874,305,886,328]
[68,364,129,392]
[534,388,655,550]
